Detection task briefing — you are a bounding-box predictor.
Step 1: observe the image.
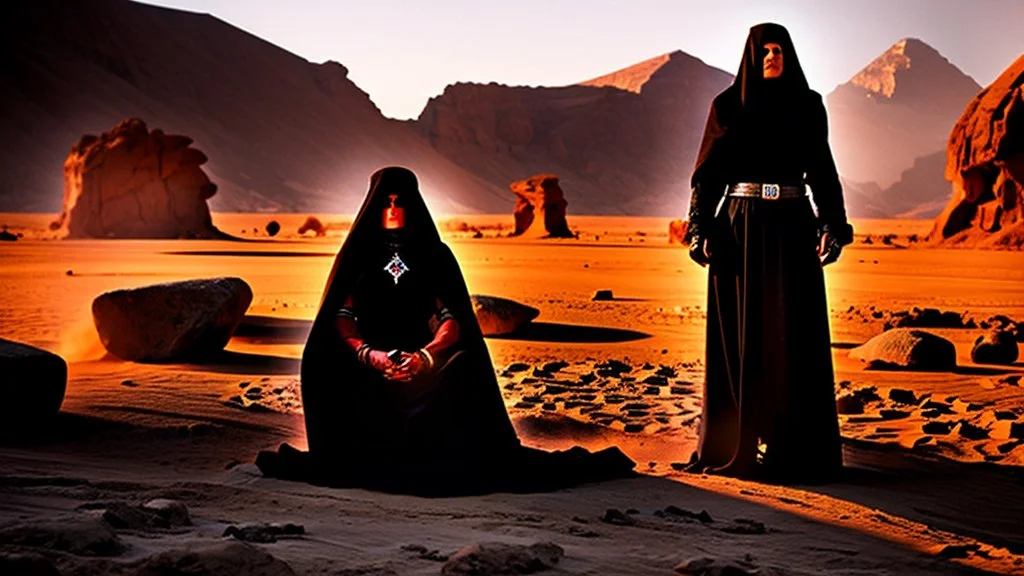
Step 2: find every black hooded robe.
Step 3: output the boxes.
[257,167,636,496]
[683,24,854,483]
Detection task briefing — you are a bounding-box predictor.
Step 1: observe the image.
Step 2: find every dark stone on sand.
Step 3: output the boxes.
[888,308,968,329]
[0,230,16,241]
[956,421,990,440]
[600,509,635,526]
[850,329,956,371]
[1011,422,1024,440]
[506,363,531,373]
[223,522,304,543]
[887,388,920,405]
[471,295,540,336]
[656,506,714,524]
[143,499,192,527]
[920,401,955,415]
[265,220,281,237]
[131,540,296,575]
[92,277,253,362]
[0,337,67,420]
[878,409,911,420]
[0,517,126,556]
[441,541,563,575]
[79,501,189,531]
[643,375,669,386]
[592,289,614,301]
[835,394,865,415]
[674,556,758,576]
[542,403,556,411]
[542,361,569,373]
[719,518,767,535]
[542,385,570,396]
[0,552,60,576]
[938,543,981,559]
[624,423,647,433]
[643,386,661,395]
[971,330,1019,365]
[995,411,1018,420]
[922,421,953,435]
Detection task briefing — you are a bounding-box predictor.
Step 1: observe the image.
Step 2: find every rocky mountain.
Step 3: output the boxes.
[413,51,733,216]
[0,0,504,214]
[825,38,981,189]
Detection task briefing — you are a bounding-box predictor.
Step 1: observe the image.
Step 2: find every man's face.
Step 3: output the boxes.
[382,194,405,229]
[763,42,783,79]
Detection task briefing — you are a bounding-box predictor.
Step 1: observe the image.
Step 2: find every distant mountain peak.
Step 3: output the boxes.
[848,38,978,99]
[577,50,719,94]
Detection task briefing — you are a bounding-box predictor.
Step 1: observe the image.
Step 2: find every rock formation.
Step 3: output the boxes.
[51,119,223,239]
[668,219,688,244]
[92,277,253,362]
[849,329,957,371]
[509,175,573,238]
[928,54,1024,248]
[298,216,326,237]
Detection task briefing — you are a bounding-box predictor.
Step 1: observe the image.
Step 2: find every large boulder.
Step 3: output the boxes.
[928,55,1024,248]
[470,295,540,336]
[0,338,67,420]
[92,278,253,362]
[509,174,574,238]
[51,118,224,239]
[849,329,957,371]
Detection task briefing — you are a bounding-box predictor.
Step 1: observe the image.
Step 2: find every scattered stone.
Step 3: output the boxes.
[506,362,531,373]
[223,522,305,543]
[956,421,990,440]
[92,277,253,362]
[971,330,1019,365]
[441,541,563,575]
[131,540,296,575]
[888,388,920,405]
[1011,422,1024,440]
[0,517,125,556]
[643,387,661,396]
[265,220,281,237]
[643,375,669,386]
[624,423,647,433]
[995,411,1018,421]
[719,518,767,535]
[542,385,570,396]
[542,361,568,373]
[938,543,981,559]
[0,337,68,420]
[471,295,541,336]
[849,329,957,371]
[923,421,953,435]
[0,230,17,241]
[884,308,969,330]
[592,290,614,301]
[143,499,192,527]
[835,394,865,415]
[656,506,713,524]
[878,409,911,420]
[600,509,635,526]
[920,401,955,415]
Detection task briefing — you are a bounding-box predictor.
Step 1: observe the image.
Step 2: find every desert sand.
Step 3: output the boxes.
[1,213,1023,575]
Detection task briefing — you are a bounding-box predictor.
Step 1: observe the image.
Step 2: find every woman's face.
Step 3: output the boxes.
[762,42,783,79]
[382,193,405,230]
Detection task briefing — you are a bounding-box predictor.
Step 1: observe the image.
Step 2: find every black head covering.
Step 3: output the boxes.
[690,22,813,189]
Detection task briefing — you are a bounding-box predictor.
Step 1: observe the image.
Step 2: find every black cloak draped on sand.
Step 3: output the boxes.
[683,23,853,483]
[256,167,636,496]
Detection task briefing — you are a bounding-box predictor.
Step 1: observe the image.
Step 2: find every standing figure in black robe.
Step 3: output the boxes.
[682,23,854,483]
[257,166,636,496]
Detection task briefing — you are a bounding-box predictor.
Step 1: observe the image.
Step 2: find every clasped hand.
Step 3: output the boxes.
[817,230,842,266]
[367,349,428,382]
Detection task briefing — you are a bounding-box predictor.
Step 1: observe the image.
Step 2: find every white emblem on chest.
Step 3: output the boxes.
[384,253,410,284]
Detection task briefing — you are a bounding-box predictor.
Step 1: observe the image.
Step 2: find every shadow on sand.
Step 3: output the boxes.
[488,322,651,343]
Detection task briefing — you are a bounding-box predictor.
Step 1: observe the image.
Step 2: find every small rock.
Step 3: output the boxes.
[542,361,569,373]
[441,542,563,575]
[506,362,531,373]
[888,388,919,405]
[265,220,281,237]
[956,421,990,440]
[223,522,304,543]
[922,421,953,435]
[592,290,614,301]
[624,423,647,433]
[938,543,981,558]
[472,295,540,336]
[600,509,635,526]
[835,394,865,415]
[0,230,17,241]
[719,518,767,535]
[142,499,191,527]
[656,506,713,524]
[971,330,1019,365]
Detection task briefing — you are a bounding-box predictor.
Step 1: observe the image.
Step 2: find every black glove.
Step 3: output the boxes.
[817,223,847,266]
[689,236,711,267]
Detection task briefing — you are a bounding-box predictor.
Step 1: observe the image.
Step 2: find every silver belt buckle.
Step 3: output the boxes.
[761,183,780,200]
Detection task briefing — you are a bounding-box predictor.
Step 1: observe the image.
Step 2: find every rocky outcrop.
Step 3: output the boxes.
[51,119,223,239]
[971,330,1019,365]
[928,54,1024,249]
[0,338,67,420]
[668,219,688,244]
[509,175,573,238]
[92,277,253,362]
[470,295,540,336]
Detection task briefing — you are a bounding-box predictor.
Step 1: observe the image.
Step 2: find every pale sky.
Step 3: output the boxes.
[142,0,1023,120]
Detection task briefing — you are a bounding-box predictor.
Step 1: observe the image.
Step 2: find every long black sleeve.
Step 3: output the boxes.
[805,93,854,245]
[685,96,730,244]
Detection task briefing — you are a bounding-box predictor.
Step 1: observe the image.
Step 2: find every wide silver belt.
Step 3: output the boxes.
[727,182,806,200]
